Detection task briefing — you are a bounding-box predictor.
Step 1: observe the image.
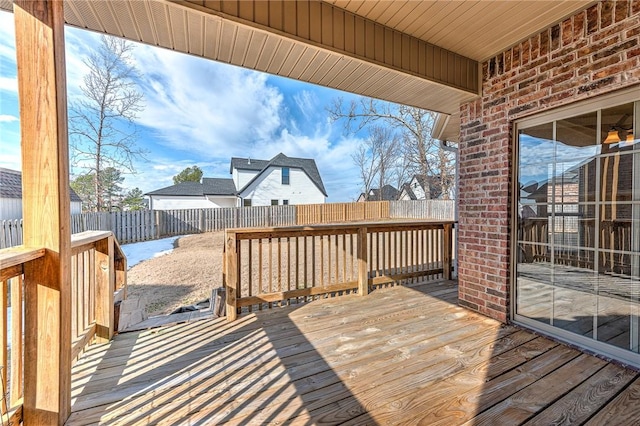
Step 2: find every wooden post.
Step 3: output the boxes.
[357,227,369,296]
[14,0,72,423]
[225,231,238,321]
[443,223,453,281]
[95,235,115,342]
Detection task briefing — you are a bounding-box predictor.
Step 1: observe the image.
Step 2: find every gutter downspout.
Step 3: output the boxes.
[440,139,459,278]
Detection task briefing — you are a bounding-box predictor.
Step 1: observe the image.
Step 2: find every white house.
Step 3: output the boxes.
[146,153,327,209]
[0,168,83,219]
[232,153,326,206]
[397,175,446,201]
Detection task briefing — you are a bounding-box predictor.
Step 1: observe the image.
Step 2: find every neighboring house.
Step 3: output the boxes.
[397,175,446,201]
[146,153,327,209]
[357,184,399,202]
[146,178,237,210]
[0,167,83,219]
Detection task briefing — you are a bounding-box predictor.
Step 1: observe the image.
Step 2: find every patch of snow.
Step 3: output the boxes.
[121,235,185,269]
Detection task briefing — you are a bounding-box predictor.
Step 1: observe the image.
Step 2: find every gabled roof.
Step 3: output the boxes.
[234,153,328,197]
[359,184,399,202]
[146,178,237,197]
[0,167,83,202]
[202,178,237,196]
[399,183,417,200]
[229,158,269,173]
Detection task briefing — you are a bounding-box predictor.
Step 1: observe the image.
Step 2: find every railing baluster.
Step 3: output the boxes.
[259,238,263,310]
[10,276,23,407]
[1,277,7,414]
[268,238,272,309]
[248,239,252,313]
[358,227,368,296]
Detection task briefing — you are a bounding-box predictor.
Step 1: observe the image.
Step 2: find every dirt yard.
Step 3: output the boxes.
[126,232,225,316]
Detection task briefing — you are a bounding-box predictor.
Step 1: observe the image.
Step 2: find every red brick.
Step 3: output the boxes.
[601,1,614,29]
[628,47,640,59]
[457,4,639,324]
[540,28,550,57]
[615,0,629,22]
[574,10,586,40]
[562,19,574,45]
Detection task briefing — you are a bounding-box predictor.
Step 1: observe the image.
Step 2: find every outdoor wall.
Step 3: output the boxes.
[240,166,326,206]
[0,198,22,220]
[233,168,259,190]
[457,1,640,322]
[0,198,82,219]
[205,196,237,208]
[149,195,219,210]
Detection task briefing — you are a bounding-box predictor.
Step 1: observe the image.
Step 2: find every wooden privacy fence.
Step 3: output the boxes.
[0,230,126,423]
[296,201,389,224]
[1,200,455,248]
[390,199,455,220]
[223,220,455,321]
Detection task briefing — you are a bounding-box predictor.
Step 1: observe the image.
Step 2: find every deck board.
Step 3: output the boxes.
[67,280,640,425]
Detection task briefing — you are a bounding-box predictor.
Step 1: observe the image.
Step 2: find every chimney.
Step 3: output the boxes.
[248,158,251,164]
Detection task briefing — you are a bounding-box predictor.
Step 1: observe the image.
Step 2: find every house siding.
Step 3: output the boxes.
[239,166,325,206]
[457,1,640,323]
[205,196,237,208]
[234,168,259,190]
[0,197,81,219]
[0,198,23,220]
[410,177,427,200]
[149,195,228,210]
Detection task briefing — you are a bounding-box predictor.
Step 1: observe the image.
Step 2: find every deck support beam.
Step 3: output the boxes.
[14,0,72,424]
[225,231,238,321]
[443,223,453,281]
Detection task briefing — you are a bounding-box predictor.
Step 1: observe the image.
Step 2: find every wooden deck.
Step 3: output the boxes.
[67,280,640,425]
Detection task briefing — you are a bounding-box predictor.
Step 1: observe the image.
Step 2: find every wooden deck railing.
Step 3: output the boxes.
[223,220,454,320]
[0,231,126,424]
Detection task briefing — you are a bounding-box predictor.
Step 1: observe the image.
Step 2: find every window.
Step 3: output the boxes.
[282,167,290,185]
[283,200,289,205]
[271,199,278,206]
[243,199,252,207]
[514,91,639,366]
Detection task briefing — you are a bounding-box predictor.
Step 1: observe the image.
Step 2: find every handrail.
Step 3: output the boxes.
[224,220,455,320]
[0,230,127,421]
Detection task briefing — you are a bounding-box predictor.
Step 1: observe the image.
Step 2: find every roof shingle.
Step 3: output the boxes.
[0,167,83,202]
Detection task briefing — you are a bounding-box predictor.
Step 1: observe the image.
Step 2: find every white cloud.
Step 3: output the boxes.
[0,140,21,170]
[0,76,17,93]
[0,114,18,122]
[293,90,318,121]
[133,45,285,159]
[0,14,367,201]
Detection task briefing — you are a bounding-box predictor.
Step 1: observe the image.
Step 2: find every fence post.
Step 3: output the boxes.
[95,234,115,342]
[357,227,368,296]
[154,210,161,239]
[199,209,205,233]
[224,231,238,321]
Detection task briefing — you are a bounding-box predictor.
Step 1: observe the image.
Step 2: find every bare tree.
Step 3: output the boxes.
[352,125,404,200]
[330,98,455,199]
[69,35,146,211]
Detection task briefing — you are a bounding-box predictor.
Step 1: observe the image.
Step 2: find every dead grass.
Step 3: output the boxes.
[126,232,225,316]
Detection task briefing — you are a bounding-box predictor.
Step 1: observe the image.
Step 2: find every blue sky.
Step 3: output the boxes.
[0,11,370,202]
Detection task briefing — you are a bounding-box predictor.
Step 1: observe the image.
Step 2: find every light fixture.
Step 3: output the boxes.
[603,127,621,144]
[627,129,635,143]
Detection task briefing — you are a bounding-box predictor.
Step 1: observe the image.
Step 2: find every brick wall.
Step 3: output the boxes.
[457,1,640,323]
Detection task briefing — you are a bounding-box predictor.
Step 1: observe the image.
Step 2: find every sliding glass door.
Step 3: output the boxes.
[514,92,640,365]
